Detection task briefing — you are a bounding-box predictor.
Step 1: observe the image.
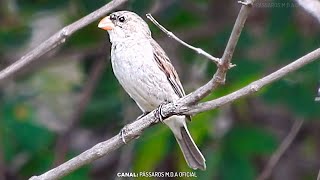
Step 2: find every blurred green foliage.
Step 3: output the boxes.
[0,0,319,180]
[0,26,31,51]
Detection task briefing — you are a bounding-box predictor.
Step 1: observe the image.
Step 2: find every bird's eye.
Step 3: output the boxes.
[110,14,116,20]
[118,16,125,22]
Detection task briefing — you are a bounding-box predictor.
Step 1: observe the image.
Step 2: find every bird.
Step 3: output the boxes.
[98,10,206,170]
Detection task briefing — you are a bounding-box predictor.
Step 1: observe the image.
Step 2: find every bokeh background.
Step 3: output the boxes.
[0,0,320,179]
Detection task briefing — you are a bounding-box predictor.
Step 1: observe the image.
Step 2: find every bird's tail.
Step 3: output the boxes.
[165,116,206,170]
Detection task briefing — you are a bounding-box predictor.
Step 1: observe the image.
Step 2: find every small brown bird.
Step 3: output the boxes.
[98,11,206,170]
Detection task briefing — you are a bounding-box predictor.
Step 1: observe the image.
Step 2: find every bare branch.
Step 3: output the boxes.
[29,48,320,180]
[29,108,159,180]
[27,1,262,179]
[0,0,127,82]
[185,48,320,115]
[179,0,255,106]
[257,120,304,180]
[30,136,124,180]
[146,14,221,65]
[22,0,320,179]
[137,1,254,112]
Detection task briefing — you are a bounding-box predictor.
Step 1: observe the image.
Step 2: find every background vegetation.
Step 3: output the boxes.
[0,0,319,179]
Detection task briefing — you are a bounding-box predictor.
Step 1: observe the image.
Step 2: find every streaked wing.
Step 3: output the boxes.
[150,39,185,98]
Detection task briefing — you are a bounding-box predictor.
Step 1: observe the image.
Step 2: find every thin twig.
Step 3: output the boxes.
[317,169,320,180]
[257,120,304,180]
[29,47,320,180]
[146,14,221,65]
[53,58,106,166]
[0,0,127,83]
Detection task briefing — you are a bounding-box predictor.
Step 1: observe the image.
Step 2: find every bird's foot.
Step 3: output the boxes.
[120,125,141,144]
[154,102,168,123]
[136,111,150,120]
[120,126,128,144]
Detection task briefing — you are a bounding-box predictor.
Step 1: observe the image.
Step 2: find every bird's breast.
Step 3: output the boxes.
[110,39,178,112]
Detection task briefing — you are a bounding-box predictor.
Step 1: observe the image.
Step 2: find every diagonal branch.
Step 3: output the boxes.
[179,0,255,106]
[29,47,320,180]
[0,0,127,83]
[16,0,319,179]
[184,48,320,115]
[256,119,304,180]
[29,1,257,179]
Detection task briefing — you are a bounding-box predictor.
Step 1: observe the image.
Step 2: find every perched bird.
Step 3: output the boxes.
[98,11,206,170]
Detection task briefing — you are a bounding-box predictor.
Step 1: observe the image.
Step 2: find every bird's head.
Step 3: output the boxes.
[98,11,151,43]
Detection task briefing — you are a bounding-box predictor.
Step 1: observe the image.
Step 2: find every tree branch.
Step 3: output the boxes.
[27,1,261,179]
[179,0,255,106]
[184,48,320,115]
[257,119,304,180]
[18,0,319,179]
[0,0,127,83]
[29,47,320,180]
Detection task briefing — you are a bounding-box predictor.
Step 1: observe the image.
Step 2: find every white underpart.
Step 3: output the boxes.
[110,36,186,135]
[111,38,177,111]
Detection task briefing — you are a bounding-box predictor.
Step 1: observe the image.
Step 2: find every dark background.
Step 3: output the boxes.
[0,0,319,179]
